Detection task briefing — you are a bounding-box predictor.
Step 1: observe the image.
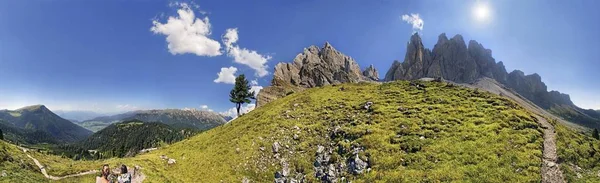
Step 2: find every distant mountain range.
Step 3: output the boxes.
[75,111,139,132]
[53,110,106,122]
[0,105,92,143]
[77,109,228,132]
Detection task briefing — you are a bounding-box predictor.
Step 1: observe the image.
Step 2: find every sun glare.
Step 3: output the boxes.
[473,2,491,22]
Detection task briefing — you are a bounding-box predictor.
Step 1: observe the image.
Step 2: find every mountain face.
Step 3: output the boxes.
[0,119,59,144]
[79,109,227,132]
[385,33,490,83]
[76,120,195,158]
[385,33,600,128]
[0,105,92,143]
[257,42,377,107]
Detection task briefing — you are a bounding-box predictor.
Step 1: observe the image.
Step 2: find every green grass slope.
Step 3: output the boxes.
[33,80,546,182]
[553,119,600,182]
[21,81,600,182]
[0,140,46,182]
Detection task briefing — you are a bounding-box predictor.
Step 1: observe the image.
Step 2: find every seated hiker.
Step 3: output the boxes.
[96,164,111,183]
[117,164,132,183]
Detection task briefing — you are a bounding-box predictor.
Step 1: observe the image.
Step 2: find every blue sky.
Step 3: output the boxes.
[0,0,598,115]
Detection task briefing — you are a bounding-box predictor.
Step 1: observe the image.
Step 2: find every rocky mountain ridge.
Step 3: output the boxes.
[385,33,600,128]
[257,42,378,107]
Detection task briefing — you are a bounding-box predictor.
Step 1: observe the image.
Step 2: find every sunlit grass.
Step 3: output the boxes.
[554,120,600,182]
[2,81,562,182]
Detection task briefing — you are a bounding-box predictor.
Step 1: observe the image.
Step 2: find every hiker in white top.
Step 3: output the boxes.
[117,165,131,183]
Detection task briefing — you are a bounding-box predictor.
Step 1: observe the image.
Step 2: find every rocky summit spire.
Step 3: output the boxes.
[384,33,432,81]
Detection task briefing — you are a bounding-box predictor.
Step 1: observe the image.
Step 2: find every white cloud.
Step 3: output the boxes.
[182,107,197,111]
[192,105,214,112]
[116,104,139,111]
[250,85,263,97]
[220,103,256,119]
[214,66,238,84]
[222,28,239,47]
[248,79,262,97]
[222,28,271,77]
[401,13,424,32]
[151,3,222,57]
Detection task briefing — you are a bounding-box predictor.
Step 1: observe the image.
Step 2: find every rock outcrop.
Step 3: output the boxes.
[384,33,591,123]
[362,65,379,81]
[272,42,363,88]
[257,42,373,107]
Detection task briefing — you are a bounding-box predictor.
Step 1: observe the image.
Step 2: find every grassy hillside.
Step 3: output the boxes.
[0,140,46,182]
[17,80,547,182]
[12,81,600,182]
[553,119,600,182]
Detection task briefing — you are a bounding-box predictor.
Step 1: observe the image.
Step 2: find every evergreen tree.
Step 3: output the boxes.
[593,128,599,140]
[229,74,255,117]
[0,128,3,140]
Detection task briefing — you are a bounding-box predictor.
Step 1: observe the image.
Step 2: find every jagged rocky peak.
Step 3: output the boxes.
[384,32,578,114]
[437,33,449,45]
[272,41,363,88]
[384,33,433,81]
[362,64,379,81]
[385,33,505,83]
[259,41,369,107]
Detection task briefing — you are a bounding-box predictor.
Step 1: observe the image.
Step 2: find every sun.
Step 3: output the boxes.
[473,2,491,22]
